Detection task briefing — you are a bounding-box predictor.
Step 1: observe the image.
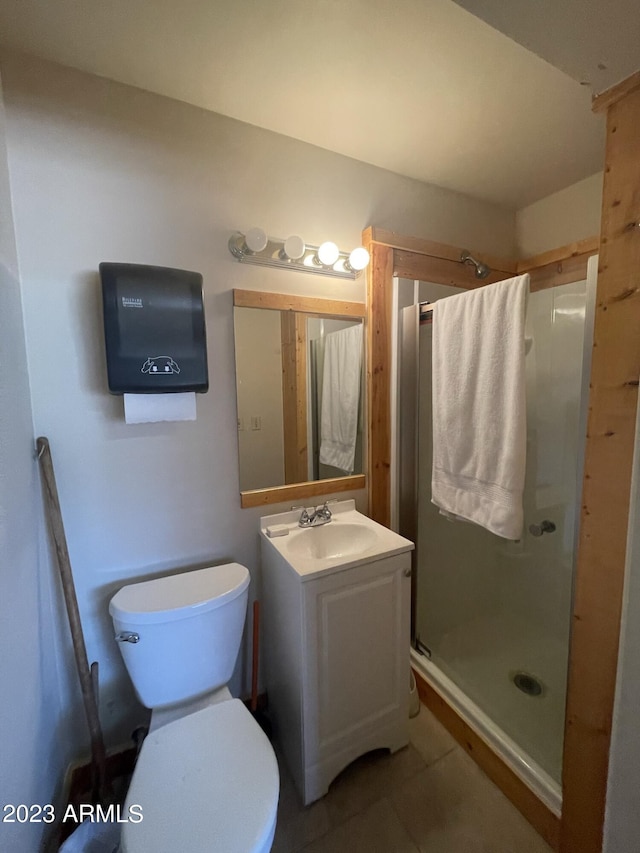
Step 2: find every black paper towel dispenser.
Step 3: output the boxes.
[100,262,208,394]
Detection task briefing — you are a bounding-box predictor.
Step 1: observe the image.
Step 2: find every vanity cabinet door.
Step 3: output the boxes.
[303,553,411,788]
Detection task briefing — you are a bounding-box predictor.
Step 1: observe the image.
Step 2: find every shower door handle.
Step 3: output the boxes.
[528,520,556,537]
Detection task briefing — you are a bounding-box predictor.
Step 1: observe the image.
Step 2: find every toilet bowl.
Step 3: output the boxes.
[109,563,279,853]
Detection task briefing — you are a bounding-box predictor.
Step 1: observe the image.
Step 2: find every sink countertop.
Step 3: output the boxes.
[260,499,414,581]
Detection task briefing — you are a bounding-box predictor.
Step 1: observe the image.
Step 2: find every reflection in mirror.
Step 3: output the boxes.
[234,307,364,492]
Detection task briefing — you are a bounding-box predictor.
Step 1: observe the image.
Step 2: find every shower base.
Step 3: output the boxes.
[431,612,567,778]
[410,625,563,816]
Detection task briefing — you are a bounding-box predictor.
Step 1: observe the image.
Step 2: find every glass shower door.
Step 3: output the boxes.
[411,276,594,785]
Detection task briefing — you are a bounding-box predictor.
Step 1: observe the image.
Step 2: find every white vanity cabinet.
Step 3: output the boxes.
[260,501,413,805]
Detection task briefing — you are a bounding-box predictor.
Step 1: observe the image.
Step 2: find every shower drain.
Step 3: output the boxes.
[512,671,544,697]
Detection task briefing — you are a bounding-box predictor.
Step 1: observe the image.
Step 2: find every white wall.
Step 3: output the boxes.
[516,171,603,257]
[0,73,72,853]
[0,50,516,757]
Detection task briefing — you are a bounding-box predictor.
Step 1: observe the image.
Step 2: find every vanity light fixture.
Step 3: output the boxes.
[345,247,370,273]
[280,235,306,261]
[228,228,370,280]
[314,241,341,267]
[244,227,268,253]
[227,227,270,257]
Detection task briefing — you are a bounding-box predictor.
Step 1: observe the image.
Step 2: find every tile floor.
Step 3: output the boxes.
[271,704,553,853]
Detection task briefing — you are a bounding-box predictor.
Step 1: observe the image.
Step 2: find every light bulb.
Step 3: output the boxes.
[244,227,268,253]
[347,247,370,272]
[317,241,340,266]
[282,235,305,260]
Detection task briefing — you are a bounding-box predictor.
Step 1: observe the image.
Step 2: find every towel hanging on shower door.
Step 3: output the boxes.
[319,324,363,473]
[431,274,529,540]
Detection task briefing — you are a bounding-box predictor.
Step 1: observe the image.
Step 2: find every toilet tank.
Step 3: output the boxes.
[109,563,250,709]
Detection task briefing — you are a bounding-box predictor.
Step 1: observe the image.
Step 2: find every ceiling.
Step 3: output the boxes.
[452,0,640,95]
[0,0,612,210]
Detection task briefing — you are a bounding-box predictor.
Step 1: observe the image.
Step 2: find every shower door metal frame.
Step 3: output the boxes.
[397,302,421,646]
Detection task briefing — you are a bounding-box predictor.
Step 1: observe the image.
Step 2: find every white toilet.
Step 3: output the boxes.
[109,562,279,853]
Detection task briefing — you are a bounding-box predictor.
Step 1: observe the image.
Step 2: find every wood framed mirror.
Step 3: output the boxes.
[233,289,366,507]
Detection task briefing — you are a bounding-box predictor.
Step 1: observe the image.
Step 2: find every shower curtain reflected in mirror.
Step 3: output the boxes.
[400,268,595,797]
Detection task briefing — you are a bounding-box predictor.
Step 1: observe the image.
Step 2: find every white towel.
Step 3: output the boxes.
[431,274,529,540]
[319,324,363,473]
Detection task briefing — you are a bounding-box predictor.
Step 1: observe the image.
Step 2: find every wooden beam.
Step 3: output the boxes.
[517,236,600,273]
[240,475,365,508]
[281,312,308,484]
[234,289,365,318]
[592,69,640,114]
[366,241,394,526]
[364,226,517,274]
[413,668,560,851]
[527,251,594,293]
[394,249,514,286]
[561,83,640,853]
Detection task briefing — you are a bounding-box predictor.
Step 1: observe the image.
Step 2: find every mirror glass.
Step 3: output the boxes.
[234,306,364,492]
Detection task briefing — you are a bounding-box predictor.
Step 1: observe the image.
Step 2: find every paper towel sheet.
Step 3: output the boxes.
[124,392,197,424]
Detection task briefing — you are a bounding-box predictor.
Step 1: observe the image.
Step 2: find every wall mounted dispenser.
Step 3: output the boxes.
[100,263,208,394]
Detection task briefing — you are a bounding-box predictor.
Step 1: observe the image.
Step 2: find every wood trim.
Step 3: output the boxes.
[413,668,560,850]
[235,288,366,508]
[281,312,308,484]
[560,83,640,853]
[527,251,594,293]
[233,288,365,318]
[363,226,517,274]
[366,241,394,525]
[592,69,640,114]
[394,249,515,286]
[517,236,600,273]
[365,229,599,284]
[240,475,365,508]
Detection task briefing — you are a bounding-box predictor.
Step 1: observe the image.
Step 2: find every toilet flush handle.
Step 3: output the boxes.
[116,631,140,644]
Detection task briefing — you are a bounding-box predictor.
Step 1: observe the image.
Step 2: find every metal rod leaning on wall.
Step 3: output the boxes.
[36,436,109,804]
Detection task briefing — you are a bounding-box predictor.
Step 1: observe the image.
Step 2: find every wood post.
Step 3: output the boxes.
[366,241,394,525]
[561,82,640,853]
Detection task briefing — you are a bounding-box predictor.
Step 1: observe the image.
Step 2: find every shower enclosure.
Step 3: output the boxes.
[396,258,597,812]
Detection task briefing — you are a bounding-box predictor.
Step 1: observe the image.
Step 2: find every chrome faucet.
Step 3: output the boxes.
[293,502,333,528]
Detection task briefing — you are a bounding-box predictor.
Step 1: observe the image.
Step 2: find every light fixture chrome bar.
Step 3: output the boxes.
[228,232,367,280]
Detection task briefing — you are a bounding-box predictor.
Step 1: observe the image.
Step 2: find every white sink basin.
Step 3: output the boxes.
[286,523,377,560]
[260,500,414,579]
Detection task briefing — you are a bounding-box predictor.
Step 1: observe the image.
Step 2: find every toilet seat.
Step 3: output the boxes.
[120,699,279,853]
